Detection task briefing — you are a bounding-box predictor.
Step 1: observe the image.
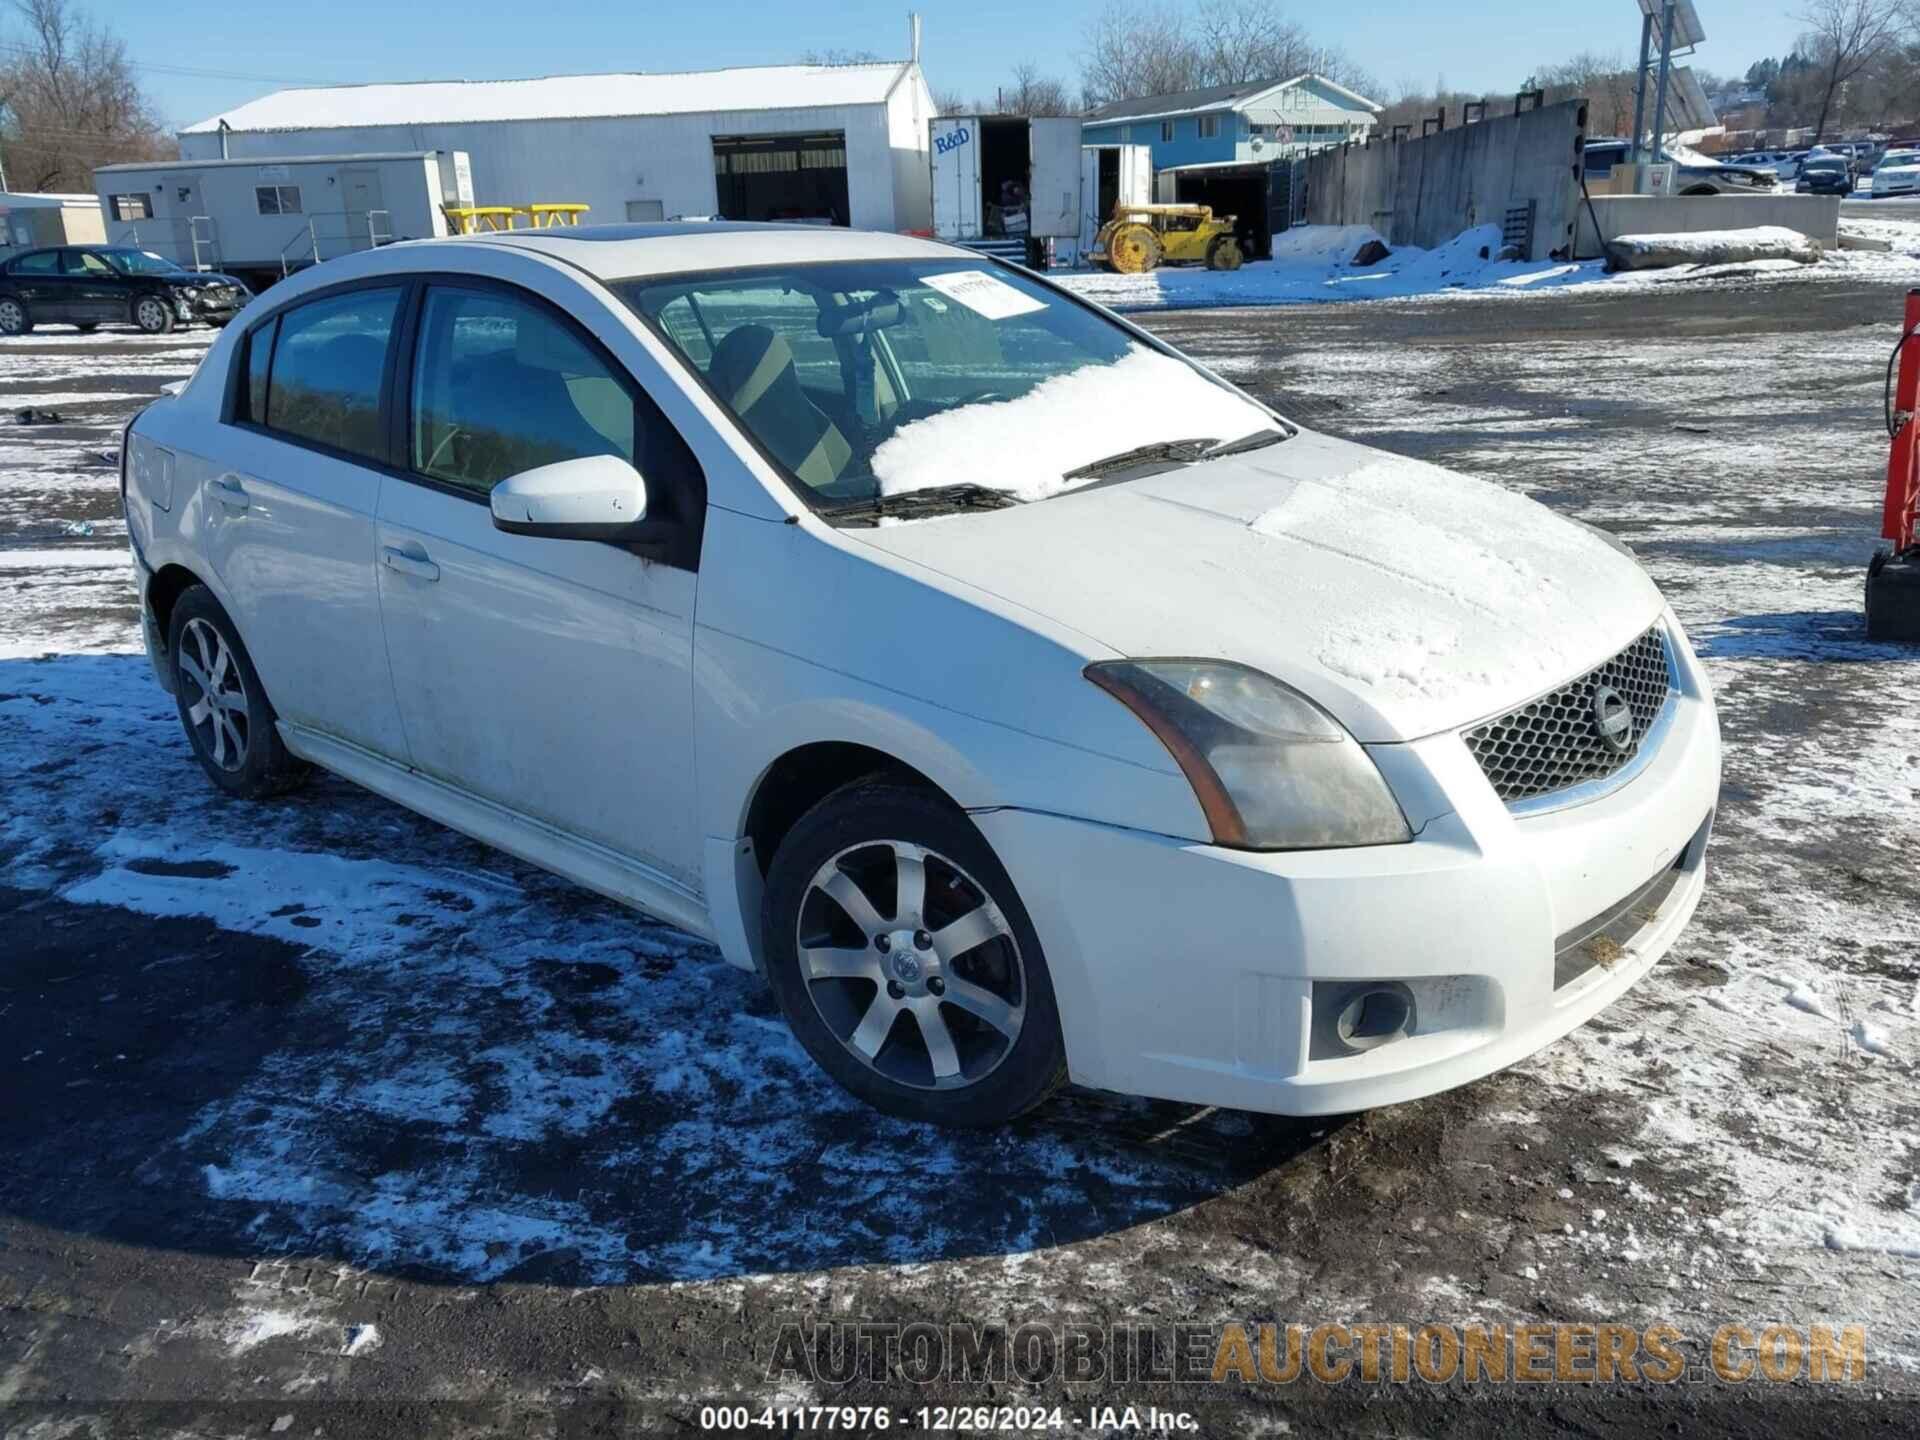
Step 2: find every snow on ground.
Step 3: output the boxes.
[1057,220,1920,312]
[2,296,1917,1394]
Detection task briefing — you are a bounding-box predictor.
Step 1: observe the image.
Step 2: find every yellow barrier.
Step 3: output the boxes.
[442,203,590,235]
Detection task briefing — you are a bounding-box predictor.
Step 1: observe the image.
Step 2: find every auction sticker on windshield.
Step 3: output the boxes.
[921,269,1048,321]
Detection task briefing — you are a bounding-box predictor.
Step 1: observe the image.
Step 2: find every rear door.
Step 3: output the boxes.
[199,284,412,758]
[1027,118,1082,238]
[7,249,66,318]
[931,117,981,239]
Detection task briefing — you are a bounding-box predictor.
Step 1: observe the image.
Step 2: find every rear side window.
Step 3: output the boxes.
[241,316,277,425]
[262,287,401,461]
[10,251,56,274]
[408,285,636,495]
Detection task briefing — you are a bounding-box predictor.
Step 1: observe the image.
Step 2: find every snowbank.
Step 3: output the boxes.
[1604,225,1821,271]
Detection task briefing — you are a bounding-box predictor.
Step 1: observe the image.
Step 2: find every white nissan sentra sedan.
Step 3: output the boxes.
[121,224,1720,1128]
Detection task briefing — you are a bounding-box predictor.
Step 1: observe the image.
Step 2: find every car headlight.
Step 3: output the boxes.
[1085,659,1411,850]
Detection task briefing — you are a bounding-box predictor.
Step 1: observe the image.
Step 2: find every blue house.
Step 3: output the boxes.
[1082,74,1382,169]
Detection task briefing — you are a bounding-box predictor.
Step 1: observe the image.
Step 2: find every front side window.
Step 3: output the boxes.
[409,286,635,494]
[99,248,184,277]
[62,251,115,276]
[617,259,1278,518]
[262,287,401,460]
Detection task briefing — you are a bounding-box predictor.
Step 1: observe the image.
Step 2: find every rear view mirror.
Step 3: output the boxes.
[490,455,648,541]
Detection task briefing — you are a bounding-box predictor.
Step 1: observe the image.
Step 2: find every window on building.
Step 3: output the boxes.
[108,194,152,222]
[261,287,402,461]
[1198,114,1221,140]
[1161,120,1174,142]
[255,185,303,216]
[410,286,636,495]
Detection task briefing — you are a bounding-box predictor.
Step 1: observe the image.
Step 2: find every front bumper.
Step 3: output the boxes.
[978,617,1722,1116]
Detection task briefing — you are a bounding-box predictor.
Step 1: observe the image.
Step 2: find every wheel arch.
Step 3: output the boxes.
[147,561,208,657]
[705,731,985,978]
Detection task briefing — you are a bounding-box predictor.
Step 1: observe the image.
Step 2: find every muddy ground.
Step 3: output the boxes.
[1,273,1916,1437]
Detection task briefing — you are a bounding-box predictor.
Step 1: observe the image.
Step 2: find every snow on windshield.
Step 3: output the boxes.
[871,348,1272,503]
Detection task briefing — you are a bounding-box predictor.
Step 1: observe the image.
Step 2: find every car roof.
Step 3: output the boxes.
[442,222,970,281]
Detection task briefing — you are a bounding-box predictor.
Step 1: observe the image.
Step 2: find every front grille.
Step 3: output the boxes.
[1463,626,1672,805]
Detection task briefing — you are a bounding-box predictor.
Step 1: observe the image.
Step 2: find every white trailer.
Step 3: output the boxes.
[930,115,1082,265]
[93,151,473,288]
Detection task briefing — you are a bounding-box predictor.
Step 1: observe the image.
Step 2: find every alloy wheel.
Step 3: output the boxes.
[136,297,170,333]
[177,617,250,771]
[0,300,22,333]
[796,840,1027,1091]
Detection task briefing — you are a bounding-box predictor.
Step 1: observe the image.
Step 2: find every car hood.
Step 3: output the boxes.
[850,430,1665,744]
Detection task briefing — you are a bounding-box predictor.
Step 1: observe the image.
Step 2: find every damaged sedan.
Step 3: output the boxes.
[119,223,1720,1127]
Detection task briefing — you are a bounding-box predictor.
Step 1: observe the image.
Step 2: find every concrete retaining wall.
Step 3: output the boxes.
[1299,100,1587,261]
[1572,194,1842,259]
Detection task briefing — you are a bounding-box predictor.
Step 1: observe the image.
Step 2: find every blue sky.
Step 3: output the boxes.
[120,0,1806,130]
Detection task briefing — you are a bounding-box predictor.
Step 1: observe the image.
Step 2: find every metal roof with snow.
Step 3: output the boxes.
[1084,74,1382,128]
[183,61,917,135]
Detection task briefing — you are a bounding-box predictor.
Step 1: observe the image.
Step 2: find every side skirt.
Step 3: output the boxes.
[279,721,716,942]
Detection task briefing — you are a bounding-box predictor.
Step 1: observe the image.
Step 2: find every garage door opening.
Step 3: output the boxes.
[1168,168,1275,260]
[713,133,850,227]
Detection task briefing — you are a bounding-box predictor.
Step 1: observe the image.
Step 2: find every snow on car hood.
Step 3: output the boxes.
[851,430,1665,744]
[871,349,1272,502]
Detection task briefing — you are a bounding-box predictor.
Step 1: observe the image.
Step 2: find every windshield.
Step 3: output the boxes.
[101,248,186,276]
[1877,151,1919,169]
[614,259,1280,516]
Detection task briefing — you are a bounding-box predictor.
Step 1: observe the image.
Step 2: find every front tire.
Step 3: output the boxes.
[0,297,32,336]
[762,781,1067,1127]
[167,585,309,799]
[134,294,176,335]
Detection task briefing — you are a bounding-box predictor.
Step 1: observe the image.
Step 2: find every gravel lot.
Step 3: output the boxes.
[1,271,1917,1437]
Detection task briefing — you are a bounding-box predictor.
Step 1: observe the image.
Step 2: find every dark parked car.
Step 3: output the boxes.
[1581,139,1778,195]
[1796,156,1854,194]
[0,246,250,337]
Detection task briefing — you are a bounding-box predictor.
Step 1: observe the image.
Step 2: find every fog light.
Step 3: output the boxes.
[1336,987,1412,1050]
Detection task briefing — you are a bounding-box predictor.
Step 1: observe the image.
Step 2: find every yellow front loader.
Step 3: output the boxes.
[1090,204,1244,275]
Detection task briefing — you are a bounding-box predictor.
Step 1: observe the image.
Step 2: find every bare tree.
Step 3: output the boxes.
[801,48,884,65]
[0,0,170,191]
[1079,5,1200,106]
[995,63,1074,116]
[1532,51,1637,137]
[931,87,971,117]
[1079,2,1375,107]
[1794,0,1905,138]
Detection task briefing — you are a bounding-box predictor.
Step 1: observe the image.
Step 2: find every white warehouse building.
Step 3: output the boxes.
[175,56,935,235]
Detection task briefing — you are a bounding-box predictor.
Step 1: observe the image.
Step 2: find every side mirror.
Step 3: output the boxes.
[490,454,648,541]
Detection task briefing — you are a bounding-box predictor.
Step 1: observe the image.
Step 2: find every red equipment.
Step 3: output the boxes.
[1867,289,1920,641]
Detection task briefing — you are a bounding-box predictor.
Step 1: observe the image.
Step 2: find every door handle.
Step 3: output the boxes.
[381,544,440,582]
[210,475,249,511]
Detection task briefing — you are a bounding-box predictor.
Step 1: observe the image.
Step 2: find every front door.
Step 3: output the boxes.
[159,172,204,268]
[198,284,413,760]
[374,281,702,886]
[64,248,124,322]
[339,169,386,249]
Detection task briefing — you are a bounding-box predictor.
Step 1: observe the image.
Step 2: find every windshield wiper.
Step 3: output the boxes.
[817,483,1022,524]
[1201,427,1290,460]
[1060,437,1216,482]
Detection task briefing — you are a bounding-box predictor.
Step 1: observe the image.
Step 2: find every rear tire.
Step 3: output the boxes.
[167,584,309,799]
[0,297,32,336]
[134,294,176,335]
[761,780,1067,1127]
